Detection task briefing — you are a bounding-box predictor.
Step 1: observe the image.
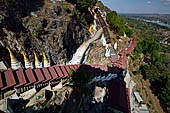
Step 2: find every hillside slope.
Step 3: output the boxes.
[0,0,91,67]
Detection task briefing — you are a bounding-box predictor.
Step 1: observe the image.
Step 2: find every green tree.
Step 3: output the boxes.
[125,27,133,37]
[106,11,128,36]
[106,11,119,30]
[69,0,97,25]
[159,79,170,112]
[67,68,93,95]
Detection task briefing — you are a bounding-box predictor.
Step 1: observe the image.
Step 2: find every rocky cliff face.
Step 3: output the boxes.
[0,0,90,67]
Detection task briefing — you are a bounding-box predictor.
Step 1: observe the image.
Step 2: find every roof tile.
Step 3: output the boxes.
[48,66,58,80]
[65,65,71,74]
[68,65,76,72]
[42,68,52,82]
[15,69,27,88]
[34,69,45,84]
[25,69,36,85]
[60,66,69,78]
[2,70,16,90]
[0,72,3,88]
[53,65,63,78]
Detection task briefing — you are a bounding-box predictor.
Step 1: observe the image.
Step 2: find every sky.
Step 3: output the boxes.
[100,0,170,14]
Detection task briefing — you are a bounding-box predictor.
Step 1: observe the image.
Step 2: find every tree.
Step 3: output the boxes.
[125,27,133,37]
[159,79,170,112]
[70,0,97,25]
[106,11,119,30]
[106,11,126,36]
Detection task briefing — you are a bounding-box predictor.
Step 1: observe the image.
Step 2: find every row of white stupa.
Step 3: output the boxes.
[101,32,127,57]
[7,48,50,70]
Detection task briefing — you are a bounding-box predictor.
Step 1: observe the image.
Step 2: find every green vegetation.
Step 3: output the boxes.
[89,42,94,47]
[132,34,170,112]
[63,5,70,13]
[32,24,44,37]
[132,70,141,75]
[67,0,97,25]
[122,16,170,112]
[106,11,133,37]
[67,68,93,95]
[134,38,163,65]
[122,17,169,41]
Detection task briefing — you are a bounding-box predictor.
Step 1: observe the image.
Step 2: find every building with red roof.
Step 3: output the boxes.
[111,38,137,70]
[106,79,131,113]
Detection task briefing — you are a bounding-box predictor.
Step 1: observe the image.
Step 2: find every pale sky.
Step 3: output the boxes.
[100,0,170,14]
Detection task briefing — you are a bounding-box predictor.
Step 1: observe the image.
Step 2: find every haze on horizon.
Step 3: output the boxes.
[100,0,170,14]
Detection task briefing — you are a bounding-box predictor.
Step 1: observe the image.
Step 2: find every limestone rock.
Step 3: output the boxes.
[0,1,90,66]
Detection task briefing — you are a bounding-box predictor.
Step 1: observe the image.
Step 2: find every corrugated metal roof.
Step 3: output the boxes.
[25,69,36,85]
[0,72,3,88]
[15,69,27,88]
[60,66,69,78]
[126,88,131,112]
[34,69,45,84]
[68,65,76,72]
[53,65,63,78]
[0,64,125,91]
[42,68,52,82]
[2,70,16,90]
[106,79,130,113]
[112,38,136,70]
[73,65,79,71]
[48,66,58,80]
[73,64,80,71]
[76,64,81,69]
[65,65,71,74]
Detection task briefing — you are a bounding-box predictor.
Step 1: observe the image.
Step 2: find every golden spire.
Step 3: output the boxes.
[89,24,94,34]
[21,49,28,61]
[7,47,16,60]
[7,47,22,70]
[88,7,91,12]
[92,8,95,14]
[43,51,48,61]
[43,50,50,67]
[33,50,39,62]
[33,50,42,68]
[21,49,33,69]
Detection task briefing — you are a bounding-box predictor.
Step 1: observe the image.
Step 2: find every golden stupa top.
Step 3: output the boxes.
[33,50,39,62]
[89,24,94,33]
[21,49,29,61]
[88,7,91,12]
[7,47,16,60]
[43,51,48,61]
[92,8,95,13]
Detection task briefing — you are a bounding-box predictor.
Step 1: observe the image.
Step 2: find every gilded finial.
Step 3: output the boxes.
[7,47,16,60]
[42,50,50,67]
[21,48,33,69]
[7,47,22,70]
[33,50,42,68]
[33,50,39,62]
